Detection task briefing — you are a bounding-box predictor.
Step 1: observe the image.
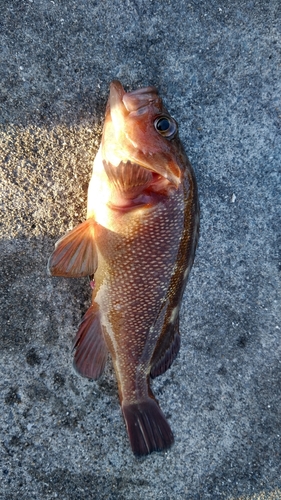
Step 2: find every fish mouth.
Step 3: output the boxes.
[102,81,182,189]
[104,160,176,210]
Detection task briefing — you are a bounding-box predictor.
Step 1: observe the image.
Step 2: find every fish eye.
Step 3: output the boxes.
[154,116,177,138]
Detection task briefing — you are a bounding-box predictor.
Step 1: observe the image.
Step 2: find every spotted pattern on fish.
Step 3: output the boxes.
[48,80,199,456]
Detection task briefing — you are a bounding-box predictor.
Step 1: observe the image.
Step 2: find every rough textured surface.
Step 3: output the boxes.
[0,0,280,498]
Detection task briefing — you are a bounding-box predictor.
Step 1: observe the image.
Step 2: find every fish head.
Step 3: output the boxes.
[100,81,186,208]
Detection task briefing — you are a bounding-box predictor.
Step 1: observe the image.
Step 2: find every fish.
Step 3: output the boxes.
[48,80,199,456]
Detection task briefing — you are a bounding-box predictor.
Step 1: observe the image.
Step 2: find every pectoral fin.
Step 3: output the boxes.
[48,219,97,277]
[73,304,108,380]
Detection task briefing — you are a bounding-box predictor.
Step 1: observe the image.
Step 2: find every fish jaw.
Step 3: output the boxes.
[87,151,180,229]
[101,80,183,189]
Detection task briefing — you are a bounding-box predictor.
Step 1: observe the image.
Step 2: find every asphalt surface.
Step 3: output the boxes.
[0,1,280,499]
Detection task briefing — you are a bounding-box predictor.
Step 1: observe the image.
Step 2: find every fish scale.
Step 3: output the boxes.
[48,80,199,456]
[94,190,184,377]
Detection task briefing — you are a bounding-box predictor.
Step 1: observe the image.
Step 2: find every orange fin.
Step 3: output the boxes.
[150,316,180,379]
[122,399,174,456]
[48,219,97,277]
[73,304,107,380]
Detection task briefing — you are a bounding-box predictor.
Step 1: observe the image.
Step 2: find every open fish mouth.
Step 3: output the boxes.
[103,160,152,192]
[102,81,182,190]
[104,160,176,209]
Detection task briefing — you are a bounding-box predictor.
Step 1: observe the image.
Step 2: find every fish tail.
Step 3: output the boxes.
[122,398,174,456]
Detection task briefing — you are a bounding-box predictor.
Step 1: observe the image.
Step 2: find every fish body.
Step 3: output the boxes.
[48,81,199,456]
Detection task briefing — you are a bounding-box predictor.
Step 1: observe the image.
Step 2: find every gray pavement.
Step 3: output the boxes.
[0,0,280,498]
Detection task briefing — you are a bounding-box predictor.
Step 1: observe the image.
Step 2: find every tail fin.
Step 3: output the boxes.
[122,399,174,456]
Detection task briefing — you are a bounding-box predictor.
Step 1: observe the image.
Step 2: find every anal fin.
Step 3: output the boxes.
[122,398,174,456]
[73,304,107,380]
[48,218,97,277]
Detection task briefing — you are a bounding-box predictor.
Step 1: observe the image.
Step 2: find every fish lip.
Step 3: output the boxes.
[138,160,182,188]
[107,81,126,128]
[107,200,154,212]
[109,80,126,96]
[126,85,158,96]
[107,188,169,212]
[122,86,160,113]
[109,80,160,114]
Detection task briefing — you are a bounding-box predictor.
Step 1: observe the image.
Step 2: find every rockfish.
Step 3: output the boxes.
[48,81,199,456]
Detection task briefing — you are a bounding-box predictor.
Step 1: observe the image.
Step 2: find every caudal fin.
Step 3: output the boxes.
[122,399,174,456]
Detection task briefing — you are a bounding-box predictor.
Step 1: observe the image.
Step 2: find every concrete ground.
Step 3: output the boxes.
[0,0,280,498]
